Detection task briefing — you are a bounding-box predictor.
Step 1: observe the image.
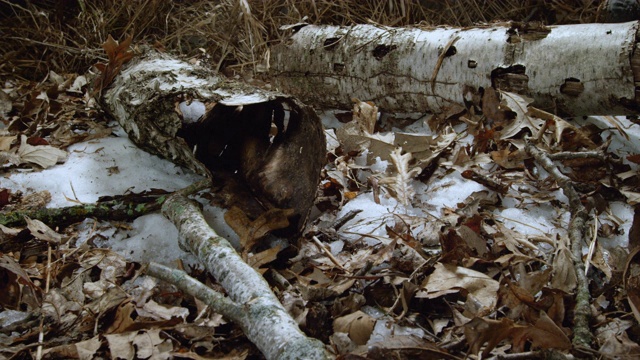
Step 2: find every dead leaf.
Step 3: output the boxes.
[0,88,12,119]
[417,262,499,311]
[139,299,189,321]
[333,310,376,345]
[497,91,544,139]
[627,154,640,165]
[17,135,67,168]
[378,147,420,206]
[464,317,516,357]
[367,335,460,359]
[332,293,366,317]
[511,311,571,352]
[247,245,282,269]
[0,253,40,309]
[482,88,511,127]
[491,146,526,169]
[93,34,135,96]
[224,206,293,253]
[352,100,378,134]
[624,247,640,324]
[599,331,640,358]
[551,242,577,292]
[0,135,16,151]
[105,331,136,360]
[439,228,477,264]
[629,205,640,251]
[25,216,62,244]
[620,190,640,206]
[104,329,175,360]
[487,221,538,255]
[553,116,598,150]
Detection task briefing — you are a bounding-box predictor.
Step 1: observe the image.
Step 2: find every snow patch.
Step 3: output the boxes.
[3,135,202,208]
[179,100,206,123]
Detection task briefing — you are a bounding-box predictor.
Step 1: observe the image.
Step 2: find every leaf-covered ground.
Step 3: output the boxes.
[2,64,640,359]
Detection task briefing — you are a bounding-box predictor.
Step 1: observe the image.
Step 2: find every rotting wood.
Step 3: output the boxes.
[271,22,640,116]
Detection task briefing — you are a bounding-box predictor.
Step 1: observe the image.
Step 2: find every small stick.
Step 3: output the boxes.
[312,235,348,273]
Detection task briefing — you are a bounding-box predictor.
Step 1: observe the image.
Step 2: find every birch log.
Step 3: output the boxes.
[101,51,325,235]
[99,51,330,358]
[271,22,640,116]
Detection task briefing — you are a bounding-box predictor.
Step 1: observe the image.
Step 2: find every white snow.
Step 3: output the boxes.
[179,100,206,123]
[3,135,201,207]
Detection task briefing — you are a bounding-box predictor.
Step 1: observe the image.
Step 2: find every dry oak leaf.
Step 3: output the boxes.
[25,216,62,244]
[464,317,515,357]
[510,311,571,352]
[224,206,293,257]
[551,243,577,292]
[93,34,135,96]
[464,311,570,357]
[333,310,376,345]
[417,262,499,311]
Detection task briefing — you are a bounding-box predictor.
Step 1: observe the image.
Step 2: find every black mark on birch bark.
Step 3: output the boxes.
[323,37,341,50]
[560,78,584,97]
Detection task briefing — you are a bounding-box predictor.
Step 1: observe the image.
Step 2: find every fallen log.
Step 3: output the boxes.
[271,21,640,116]
[100,50,325,237]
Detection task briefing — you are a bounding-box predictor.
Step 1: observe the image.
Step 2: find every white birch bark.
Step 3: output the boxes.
[271,22,640,116]
[100,51,325,233]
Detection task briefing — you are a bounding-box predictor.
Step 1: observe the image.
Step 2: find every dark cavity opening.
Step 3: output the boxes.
[323,37,342,50]
[560,78,584,97]
[372,44,397,60]
[491,65,529,93]
[444,45,457,57]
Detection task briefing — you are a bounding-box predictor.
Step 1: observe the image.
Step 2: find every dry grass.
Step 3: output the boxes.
[0,0,603,81]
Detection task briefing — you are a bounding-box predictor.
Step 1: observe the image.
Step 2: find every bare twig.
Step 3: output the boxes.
[144,262,242,320]
[312,235,348,272]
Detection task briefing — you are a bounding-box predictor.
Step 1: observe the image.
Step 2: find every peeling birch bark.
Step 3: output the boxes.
[161,195,332,360]
[271,22,640,116]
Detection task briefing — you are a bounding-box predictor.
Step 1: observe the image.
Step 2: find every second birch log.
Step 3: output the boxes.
[271,22,640,116]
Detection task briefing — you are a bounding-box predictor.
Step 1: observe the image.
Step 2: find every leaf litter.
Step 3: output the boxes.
[2,78,640,359]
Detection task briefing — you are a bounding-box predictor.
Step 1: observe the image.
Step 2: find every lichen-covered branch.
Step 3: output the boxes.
[0,198,165,228]
[161,194,332,360]
[0,179,212,228]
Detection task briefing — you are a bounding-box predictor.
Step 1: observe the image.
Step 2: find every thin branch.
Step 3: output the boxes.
[144,262,242,321]
[0,178,212,228]
[525,139,593,348]
[161,194,332,360]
